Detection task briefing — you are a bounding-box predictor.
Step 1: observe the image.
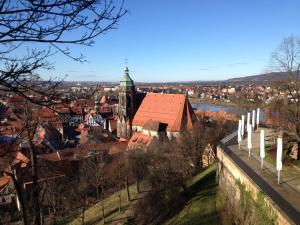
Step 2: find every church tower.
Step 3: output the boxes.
[94,94,100,114]
[117,66,136,138]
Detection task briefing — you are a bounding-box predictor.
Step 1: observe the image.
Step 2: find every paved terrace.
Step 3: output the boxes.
[220,128,300,224]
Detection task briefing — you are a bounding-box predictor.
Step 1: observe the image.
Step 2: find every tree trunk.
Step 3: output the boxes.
[53,212,56,225]
[125,176,130,201]
[118,181,122,213]
[82,208,85,225]
[27,123,41,225]
[136,178,140,193]
[7,171,28,225]
[297,142,300,160]
[295,131,300,142]
[29,140,41,225]
[96,185,100,200]
[101,181,105,224]
[101,200,105,225]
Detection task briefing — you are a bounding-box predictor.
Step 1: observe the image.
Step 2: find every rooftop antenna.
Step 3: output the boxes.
[125,58,128,67]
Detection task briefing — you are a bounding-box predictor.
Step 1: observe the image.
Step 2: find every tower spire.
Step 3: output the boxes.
[117,65,136,139]
[125,59,129,71]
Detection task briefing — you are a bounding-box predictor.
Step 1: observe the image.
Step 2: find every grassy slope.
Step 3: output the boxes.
[61,164,219,225]
[164,163,220,225]
[60,185,138,225]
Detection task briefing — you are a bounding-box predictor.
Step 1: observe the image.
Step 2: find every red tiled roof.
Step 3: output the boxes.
[100,96,107,104]
[0,176,11,192]
[56,107,69,114]
[38,149,75,162]
[9,96,25,103]
[38,142,127,162]
[12,152,29,168]
[0,141,28,170]
[38,107,56,118]
[133,93,196,132]
[0,121,22,135]
[76,99,93,107]
[127,133,156,151]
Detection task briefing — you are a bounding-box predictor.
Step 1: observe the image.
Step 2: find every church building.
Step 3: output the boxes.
[117,66,198,149]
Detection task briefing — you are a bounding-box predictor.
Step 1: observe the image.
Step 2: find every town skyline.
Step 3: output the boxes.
[1,1,300,224]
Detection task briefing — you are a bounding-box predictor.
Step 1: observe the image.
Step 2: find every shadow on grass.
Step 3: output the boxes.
[160,168,218,225]
[56,211,80,225]
[185,171,217,197]
[171,210,221,225]
[86,207,121,225]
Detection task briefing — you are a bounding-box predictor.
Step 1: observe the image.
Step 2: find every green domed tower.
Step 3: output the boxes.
[117,66,136,138]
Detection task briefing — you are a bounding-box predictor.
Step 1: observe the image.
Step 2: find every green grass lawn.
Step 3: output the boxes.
[164,164,220,225]
[60,164,219,225]
[59,185,138,225]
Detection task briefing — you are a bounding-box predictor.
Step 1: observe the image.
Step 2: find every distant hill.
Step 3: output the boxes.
[226,72,291,84]
[60,71,293,85]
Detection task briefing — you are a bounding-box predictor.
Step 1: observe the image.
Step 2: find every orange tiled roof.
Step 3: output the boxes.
[127,132,156,151]
[12,151,29,168]
[38,142,127,163]
[39,107,56,118]
[0,176,11,192]
[100,96,107,104]
[132,93,196,132]
[0,140,29,171]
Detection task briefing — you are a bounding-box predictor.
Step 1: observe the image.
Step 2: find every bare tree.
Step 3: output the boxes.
[1,166,28,225]
[127,150,150,193]
[78,160,91,225]
[1,2,126,224]
[270,35,300,142]
[85,150,108,200]
[230,90,263,111]
[84,150,108,223]
[0,0,126,106]
[271,36,300,76]
[43,178,66,225]
[134,148,187,225]
[0,103,41,225]
[178,121,216,171]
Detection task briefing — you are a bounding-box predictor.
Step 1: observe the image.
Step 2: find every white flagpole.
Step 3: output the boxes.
[252,110,256,131]
[238,120,242,149]
[241,115,245,139]
[260,130,265,170]
[247,112,250,133]
[276,137,283,184]
[247,124,252,157]
[256,108,260,128]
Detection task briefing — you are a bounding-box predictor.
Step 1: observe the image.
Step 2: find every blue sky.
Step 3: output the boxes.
[42,0,300,82]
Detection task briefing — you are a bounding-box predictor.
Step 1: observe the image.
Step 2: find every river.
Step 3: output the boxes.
[192,104,264,120]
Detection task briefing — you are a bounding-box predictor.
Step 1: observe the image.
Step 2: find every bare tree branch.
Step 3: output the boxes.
[0,0,126,107]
